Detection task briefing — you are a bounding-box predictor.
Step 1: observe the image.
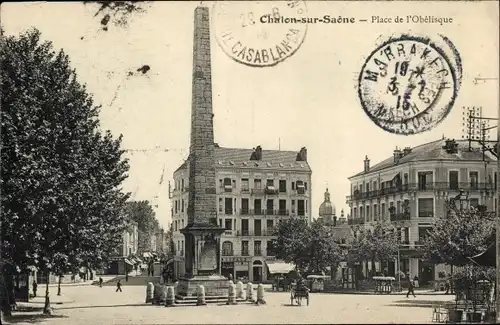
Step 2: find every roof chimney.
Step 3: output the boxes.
[296,147,307,162]
[393,147,403,163]
[250,145,263,160]
[443,139,459,154]
[364,155,370,172]
[403,147,412,156]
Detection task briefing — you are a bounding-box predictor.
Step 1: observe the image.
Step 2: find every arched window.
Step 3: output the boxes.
[253,260,263,266]
[222,241,233,256]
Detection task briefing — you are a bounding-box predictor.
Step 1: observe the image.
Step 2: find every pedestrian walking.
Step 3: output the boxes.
[125,272,129,282]
[98,277,103,288]
[116,280,122,292]
[445,273,452,294]
[406,274,416,298]
[32,280,38,297]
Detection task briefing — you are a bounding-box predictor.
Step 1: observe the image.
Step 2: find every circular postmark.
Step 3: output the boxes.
[358,35,461,135]
[212,1,308,67]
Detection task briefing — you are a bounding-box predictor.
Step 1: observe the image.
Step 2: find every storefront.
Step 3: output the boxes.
[221,261,234,279]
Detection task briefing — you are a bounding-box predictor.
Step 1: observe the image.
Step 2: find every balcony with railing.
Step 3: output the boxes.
[390,212,411,222]
[346,182,496,202]
[418,211,434,218]
[242,250,250,256]
[221,184,233,193]
[236,230,276,237]
[239,209,266,215]
[347,217,365,225]
[295,186,306,195]
[224,209,233,215]
[241,186,250,193]
[297,210,306,216]
[254,249,262,256]
[276,209,289,216]
[265,186,279,195]
[223,229,235,236]
[251,188,265,196]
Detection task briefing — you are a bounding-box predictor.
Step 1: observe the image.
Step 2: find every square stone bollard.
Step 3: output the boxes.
[165,286,175,307]
[227,282,236,305]
[236,281,244,300]
[246,282,255,302]
[256,283,266,305]
[146,282,154,303]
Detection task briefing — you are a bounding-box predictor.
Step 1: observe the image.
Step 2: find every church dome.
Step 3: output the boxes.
[319,188,336,217]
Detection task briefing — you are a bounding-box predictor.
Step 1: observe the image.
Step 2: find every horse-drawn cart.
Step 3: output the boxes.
[290,283,310,306]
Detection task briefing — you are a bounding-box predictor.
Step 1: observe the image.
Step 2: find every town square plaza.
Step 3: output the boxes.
[5,282,453,324]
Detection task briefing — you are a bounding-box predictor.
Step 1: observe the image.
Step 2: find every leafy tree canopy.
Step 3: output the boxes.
[347,222,399,264]
[124,200,161,253]
[272,217,345,274]
[422,204,494,266]
[1,28,130,276]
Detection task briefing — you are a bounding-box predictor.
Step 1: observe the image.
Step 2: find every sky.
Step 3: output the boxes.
[2,1,498,229]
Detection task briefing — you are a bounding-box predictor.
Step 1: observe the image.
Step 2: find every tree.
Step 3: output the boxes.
[272,218,310,271]
[272,218,344,275]
[124,200,160,254]
[1,29,130,315]
[347,222,399,276]
[422,203,494,267]
[305,218,343,275]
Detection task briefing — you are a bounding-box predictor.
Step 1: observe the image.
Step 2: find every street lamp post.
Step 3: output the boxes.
[455,189,470,211]
[397,248,401,292]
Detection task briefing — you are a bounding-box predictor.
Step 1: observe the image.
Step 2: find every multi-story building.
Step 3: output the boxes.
[171,144,312,282]
[121,221,139,257]
[346,138,497,285]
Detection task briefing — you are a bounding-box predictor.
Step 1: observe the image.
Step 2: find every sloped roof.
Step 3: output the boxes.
[175,147,312,173]
[331,223,354,240]
[350,139,497,178]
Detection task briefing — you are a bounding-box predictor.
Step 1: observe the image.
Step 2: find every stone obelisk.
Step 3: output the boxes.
[177,5,228,299]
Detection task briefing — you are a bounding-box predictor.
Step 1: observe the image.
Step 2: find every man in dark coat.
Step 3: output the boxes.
[116,280,122,292]
[406,274,416,298]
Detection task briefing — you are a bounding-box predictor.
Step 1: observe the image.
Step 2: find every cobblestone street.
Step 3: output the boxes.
[6,284,454,324]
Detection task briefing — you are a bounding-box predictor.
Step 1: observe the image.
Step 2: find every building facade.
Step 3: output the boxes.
[346,139,497,285]
[171,145,312,282]
[121,221,139,257]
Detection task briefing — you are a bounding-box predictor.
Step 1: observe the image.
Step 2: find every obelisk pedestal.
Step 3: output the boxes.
[175,5,229,301]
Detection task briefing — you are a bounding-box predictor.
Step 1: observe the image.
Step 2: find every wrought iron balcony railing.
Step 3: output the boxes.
[346,182,496,202]
[236,230,276,237]
[251,188,265,195]
[390,212,411,222]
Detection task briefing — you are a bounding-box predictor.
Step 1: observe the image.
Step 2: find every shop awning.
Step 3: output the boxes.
[266,260,295,274]
[143,252,153,258]
[165,258,174,266]
[124,259,134,266]
[468,231,496,267]
[469,243,496,267]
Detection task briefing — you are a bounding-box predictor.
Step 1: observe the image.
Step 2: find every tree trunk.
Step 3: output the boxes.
[0,267,12,317]
[57,275,61,296]
[371,258,376,277]
[43,275,51,315]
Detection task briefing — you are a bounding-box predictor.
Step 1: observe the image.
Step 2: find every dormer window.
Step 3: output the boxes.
[224,178,232,192]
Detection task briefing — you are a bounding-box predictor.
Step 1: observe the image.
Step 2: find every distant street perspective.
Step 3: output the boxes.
[1,1,499,325]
